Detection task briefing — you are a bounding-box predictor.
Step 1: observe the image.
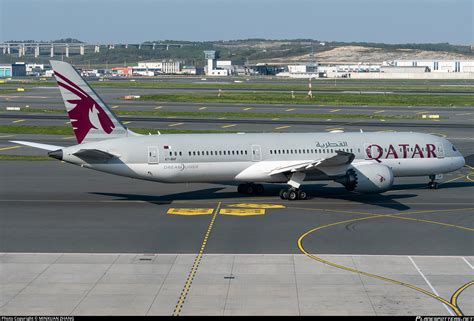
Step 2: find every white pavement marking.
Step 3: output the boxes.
[408,256,454,316]
[462,257,474,269]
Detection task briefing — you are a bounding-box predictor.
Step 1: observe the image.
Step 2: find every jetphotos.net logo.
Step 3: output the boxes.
[55,71,115,143]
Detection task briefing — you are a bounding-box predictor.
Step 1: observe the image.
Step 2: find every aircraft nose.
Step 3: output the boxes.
[460,156,466,168]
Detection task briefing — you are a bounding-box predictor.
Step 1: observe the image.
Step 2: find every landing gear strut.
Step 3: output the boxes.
[428,174,440,189]
[279,188,308,200]
[238,183,264,195]
[279,172,309,200]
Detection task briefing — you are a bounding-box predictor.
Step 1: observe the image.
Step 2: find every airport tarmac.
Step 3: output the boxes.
[0,161,473,315]
[1,85,473,316]
[2,86,474,121]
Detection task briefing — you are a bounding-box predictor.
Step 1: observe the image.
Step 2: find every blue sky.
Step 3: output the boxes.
[1,0,472,44]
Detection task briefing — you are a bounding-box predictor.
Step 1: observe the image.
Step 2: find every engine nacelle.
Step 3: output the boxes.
[337,163,394,194]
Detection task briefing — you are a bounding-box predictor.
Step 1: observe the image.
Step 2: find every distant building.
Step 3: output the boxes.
[181,66,197,75]
[393,60,474,72]
[162,60,181,74]
[132,62,163,76]
[381,66,429,73]
[203,50,230,76]
[254,64,284,75]
[0,65,12,77]
[12,62,26,77]
[288,64,308,73]
[111,67,132,76]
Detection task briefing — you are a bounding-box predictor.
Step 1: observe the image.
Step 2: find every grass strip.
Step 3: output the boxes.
[136,92,474,107]
[0,155,53,161]
[0,125,230,136]
[4,79,474,93]
[17,108,413,120]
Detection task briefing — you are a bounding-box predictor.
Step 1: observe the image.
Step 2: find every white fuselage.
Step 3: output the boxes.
[60,132,465,185]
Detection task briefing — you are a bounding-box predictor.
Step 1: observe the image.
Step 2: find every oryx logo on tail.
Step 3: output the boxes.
[54,71,115,143]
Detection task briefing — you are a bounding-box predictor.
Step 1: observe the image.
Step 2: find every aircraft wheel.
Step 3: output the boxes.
[297,190,308,200]
[428,181,439,189]
[288,190,298,201]
[245,183,255,195]
[256,184,264,194]
[237,184,246,194]
[279,189,289,200]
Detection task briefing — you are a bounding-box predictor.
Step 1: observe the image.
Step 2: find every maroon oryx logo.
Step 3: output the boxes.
[377,174,386,183]
[55,71,115,143]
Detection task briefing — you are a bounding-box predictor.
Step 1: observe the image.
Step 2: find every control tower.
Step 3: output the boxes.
[204,50,216,75]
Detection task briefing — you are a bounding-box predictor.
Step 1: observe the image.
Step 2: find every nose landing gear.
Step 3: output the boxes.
[428,174,442,189]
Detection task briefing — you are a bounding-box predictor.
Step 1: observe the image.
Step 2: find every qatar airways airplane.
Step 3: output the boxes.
[12,61,465,200]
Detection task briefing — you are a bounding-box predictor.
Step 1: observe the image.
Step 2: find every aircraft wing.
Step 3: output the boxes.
[269,151,355,175]
[10,140,64,151]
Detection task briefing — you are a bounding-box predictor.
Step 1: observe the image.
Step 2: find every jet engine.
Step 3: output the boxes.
[336,163,394,194]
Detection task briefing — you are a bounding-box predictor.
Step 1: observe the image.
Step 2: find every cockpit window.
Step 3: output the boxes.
[452,145,457,152]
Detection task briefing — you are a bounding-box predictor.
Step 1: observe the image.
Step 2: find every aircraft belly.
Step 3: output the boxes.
[383,158,463,177]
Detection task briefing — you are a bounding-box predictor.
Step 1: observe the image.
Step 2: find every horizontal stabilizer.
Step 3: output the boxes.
[72,149,116,161]
[10,140,64,151]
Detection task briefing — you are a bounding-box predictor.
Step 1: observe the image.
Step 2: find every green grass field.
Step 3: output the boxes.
[3,78,474,93]
[136,92,473,107]
[0,125,231,136]
[19,108,414,120]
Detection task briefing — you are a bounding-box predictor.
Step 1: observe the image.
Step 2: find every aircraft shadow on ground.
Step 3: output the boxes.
[88,179,474,211]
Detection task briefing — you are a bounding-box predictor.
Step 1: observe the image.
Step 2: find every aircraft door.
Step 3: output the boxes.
[148,146,159,164]
[436,142,445,159]
[251,145,262,161]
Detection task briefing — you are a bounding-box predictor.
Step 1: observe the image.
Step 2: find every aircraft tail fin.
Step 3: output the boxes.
[50,60,138,144]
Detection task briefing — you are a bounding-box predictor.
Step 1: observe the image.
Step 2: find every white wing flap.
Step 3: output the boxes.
[269,151,355,175]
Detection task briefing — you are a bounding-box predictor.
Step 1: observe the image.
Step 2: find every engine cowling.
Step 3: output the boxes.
[337,163,394,194]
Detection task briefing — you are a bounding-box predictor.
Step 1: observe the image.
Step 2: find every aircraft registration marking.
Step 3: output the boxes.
[167,208,214,215]
[220,208,265,216]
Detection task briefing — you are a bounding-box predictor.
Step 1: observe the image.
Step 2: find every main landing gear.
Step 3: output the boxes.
[237,183,264,195]
[428,174,440,189]
[279,188,308,200]
[279,172,309,200]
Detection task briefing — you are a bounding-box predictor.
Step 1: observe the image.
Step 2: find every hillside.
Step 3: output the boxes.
[0,39,472,66]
